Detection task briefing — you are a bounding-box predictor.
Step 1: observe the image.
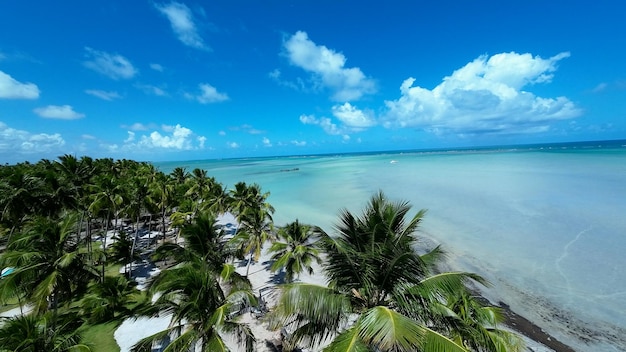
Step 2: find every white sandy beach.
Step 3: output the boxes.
[111,213,556,352]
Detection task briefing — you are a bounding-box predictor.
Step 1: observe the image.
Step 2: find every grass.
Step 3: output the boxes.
[80,321,121,352]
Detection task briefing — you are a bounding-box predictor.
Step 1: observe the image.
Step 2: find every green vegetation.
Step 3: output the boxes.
[0,155,523,351]
[80,321,121,352]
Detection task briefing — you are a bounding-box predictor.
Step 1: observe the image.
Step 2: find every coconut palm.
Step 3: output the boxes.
[108,231,141,278]
[79,275,140,324]
[0,313,91,352]
[0,166,45,239]
[153,212,235,272]
[270,191,507,352]
[131,260,257,352]
[0,214,98,319]
[88,174,125,279]
[150,172,176,242]
[232,207,275,277]
[268,220,321,283]
[434,290,524,352]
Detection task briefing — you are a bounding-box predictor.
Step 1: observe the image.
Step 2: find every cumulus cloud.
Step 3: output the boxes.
[197,136,206,148]
[34,105,85,120]
[0,121,65,155]
[383,51,582,135]
[186,83,229,103]
[300,114,342,135]
[135,124,203,149]
[0,70,40,99]
[83,47,137,80]
[85,89,121,101]
[262,137,272,147]
[155,2,208,50]
[331,103,376,129]
[228,142,239,148]
[283,31,376,101]
[291,140,306,147]
[300,103,374,136]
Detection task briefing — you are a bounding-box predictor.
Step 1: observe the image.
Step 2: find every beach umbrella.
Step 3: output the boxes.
[1,267,15,278]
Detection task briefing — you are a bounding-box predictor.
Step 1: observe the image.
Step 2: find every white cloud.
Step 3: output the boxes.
[300,107,373,137]
[299,114,343,135]
[228,142,239,148]
[331,102,376,129]
[133,124,202,150]
[197,136,206,148]
[85,89,121,101]
[83,47,137,80]
[135,83,167,96]
[124,131,135,143]
[218,130,226,136]
[155,2,208,50]
[34,105,85,120]
[186,83,229,103]
[0,121,65,155]
[0,70,40,99]
[82,134,96,140]
[383,52,582,135]
[150,63,164,72]
[291,140,306,147]
[262,137,272,147]
[283,31,376,101]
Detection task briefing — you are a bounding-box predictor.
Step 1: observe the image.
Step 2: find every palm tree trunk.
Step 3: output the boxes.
[129,212,141,279]
[102,212,110,281]
[246,252,253,277]
[161,206,167,243]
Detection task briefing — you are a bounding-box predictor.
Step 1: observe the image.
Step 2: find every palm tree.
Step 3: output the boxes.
[436,290,524,352]
[108,231,141,278]
[0,166,45,240]
[88,174,125,279]
[0,313,91,352]
[131,260,257,352]
[79,275,141,324]
[153,212,233,270]
[184,168,212,215]
[232,207,275,277]
[0,214,98,320]
[268,220,321,283]
[150,172,176,243]
[229,183,275,276]
[270,191,512,352]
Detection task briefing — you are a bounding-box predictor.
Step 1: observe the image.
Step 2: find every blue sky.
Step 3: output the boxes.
[1,1,625,163]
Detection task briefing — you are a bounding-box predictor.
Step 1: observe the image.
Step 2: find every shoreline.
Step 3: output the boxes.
[499,302,576,352]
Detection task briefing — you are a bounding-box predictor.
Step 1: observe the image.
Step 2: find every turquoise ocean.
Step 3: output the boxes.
[156,140,626,351]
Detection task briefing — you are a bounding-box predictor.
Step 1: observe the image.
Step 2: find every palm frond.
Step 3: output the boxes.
[322,327,369,352]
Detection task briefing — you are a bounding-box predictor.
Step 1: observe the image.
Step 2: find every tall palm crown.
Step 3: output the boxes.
[132,260,256,352]
[271,191,520,352]
[0,214,98,315]
[269,220,322,283]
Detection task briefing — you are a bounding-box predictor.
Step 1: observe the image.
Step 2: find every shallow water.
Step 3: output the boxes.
[156,141,626,351]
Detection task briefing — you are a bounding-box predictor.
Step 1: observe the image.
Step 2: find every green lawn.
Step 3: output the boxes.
[81,321,121,352]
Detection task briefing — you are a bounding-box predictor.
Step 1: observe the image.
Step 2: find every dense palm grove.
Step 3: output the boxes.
[0,155,523,351]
